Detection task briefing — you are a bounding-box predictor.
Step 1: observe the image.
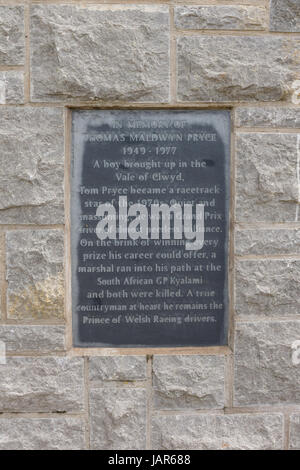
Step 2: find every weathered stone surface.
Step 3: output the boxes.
[270,0,300,32]
[177,36,300,102]
[175,6,267,31]
[0,417,85,450]
[0,325,65,352]
[234,322,300,406]
[236,107,300,128]
[236,260,300,318]
[0,237,4,320]
[30,5,169,103]
[0,71,23,104]
[0,107,64,224]
[90,388,146,449]
[236,229,300,256]
[153,355,225,410]
[290,414,300,450]
[0,6,24,65]
[0,357,84,412]
[152,414,283,450]
[236,133,299,222]
[89,356,147,386]
[6,230,64,320]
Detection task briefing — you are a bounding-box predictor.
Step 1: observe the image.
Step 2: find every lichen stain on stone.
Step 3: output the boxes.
[8,271,64,320]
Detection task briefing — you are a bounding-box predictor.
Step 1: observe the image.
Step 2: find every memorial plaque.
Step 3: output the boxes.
[71,110,230,347]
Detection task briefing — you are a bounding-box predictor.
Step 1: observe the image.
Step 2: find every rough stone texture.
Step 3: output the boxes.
[175,6,267,31]
[235,107,300,128]
[0,357,84,412]
[290,414,300,450]
[0,107,64,224]
[236,133,299,223]
[152,414,283,450]
[236,229,300,256]
[234,322,300,406]
[0,71,23,104]
[0,325,65,352]
[0,237,4,320]
[0,417,85,450]
[89,356,147,386]
[270,0,300,32]
[153,355,225,410]
[0,6,24,65]
[236,260,300,318]
[30,5,169,103]
[6,230,64,320]
[177,36,300,102]
[90,388,146,449]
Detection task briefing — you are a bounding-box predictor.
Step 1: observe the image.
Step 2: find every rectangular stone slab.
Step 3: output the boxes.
[0,6,24,66]
[177,36,300,102]
[270,0,300,32]
[71,110,231,347]
[30,5,169,103]
[152,413,284,450]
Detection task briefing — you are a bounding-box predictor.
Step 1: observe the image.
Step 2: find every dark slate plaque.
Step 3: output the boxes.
[71,110,230,347]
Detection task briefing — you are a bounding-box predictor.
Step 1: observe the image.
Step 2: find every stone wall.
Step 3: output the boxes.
[0,0,299,450]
